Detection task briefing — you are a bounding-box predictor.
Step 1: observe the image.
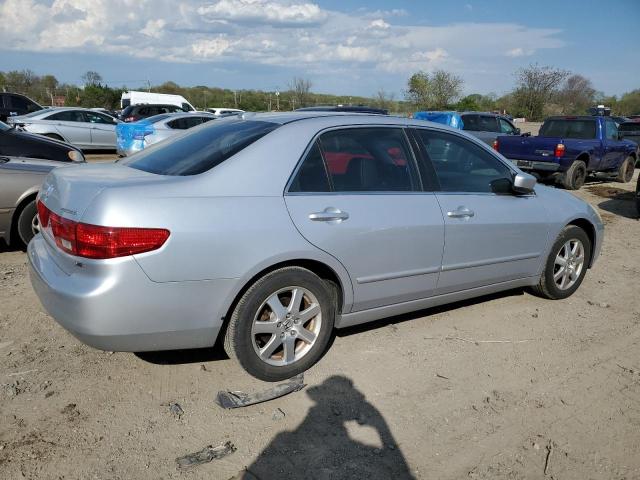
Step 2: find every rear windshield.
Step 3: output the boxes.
[120,118,279,176]
[540,119,596,139]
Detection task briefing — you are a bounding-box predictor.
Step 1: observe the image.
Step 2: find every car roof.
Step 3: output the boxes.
[149,112,215,123]
[545,116,601,121]
[459,111,507,117]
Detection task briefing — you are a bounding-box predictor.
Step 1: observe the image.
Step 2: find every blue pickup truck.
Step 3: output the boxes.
[496,115,638,190]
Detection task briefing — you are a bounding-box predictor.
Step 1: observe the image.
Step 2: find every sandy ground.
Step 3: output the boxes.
[1,144,639,479]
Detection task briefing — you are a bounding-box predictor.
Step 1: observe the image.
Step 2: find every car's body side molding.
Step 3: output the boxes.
[336,276,538,329]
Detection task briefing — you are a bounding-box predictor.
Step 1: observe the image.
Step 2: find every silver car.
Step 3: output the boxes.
[28,113,604,381]
[8,107,118,150]
[0,156,67,247]
[116,112,216,156]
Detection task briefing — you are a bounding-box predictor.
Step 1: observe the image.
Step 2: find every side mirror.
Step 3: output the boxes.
[513,128,521,135]
[513,172,536,194]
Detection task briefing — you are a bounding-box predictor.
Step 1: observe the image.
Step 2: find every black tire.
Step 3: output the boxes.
[635,175,640,217]
[532,225,591,300]
[15,200,38,249]
[562,160,587,190]
[615,156,635,183]
[224,266,336,381]
[43,133,64,141]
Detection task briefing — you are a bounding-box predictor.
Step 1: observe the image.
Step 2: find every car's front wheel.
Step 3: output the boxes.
[224,266,335,381]
[532,225,591,300]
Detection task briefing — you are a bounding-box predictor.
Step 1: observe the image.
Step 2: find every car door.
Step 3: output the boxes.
[498,117,519,136]
[411,128,549,295]
[603,118,626,169]
[285,127,445,312]
[47,110,92,146]
[85,111,117,148]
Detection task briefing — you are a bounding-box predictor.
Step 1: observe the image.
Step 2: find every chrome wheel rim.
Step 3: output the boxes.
[251,286,322,366]
[553,239,585,290]
[31,214,40,235]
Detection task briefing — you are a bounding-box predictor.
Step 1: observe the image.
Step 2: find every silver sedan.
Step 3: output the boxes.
[28,113,604,381]
[116,112,216,156]
[8,107,118,150]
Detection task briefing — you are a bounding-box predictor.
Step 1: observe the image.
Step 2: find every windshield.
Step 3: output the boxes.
[120,118,279,176]
[540,119,596,139]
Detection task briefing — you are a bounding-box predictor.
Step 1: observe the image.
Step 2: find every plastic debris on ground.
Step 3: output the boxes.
[175,441,236,469]
[215,374,306,409]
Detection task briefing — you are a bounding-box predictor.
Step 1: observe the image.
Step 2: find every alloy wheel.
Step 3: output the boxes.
[553,239,585,290]
[251,286,322,366]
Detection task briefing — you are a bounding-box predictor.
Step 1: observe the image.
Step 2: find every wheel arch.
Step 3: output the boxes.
[9,190,39,246]
[567,217,596,268]
[575,152,591,169]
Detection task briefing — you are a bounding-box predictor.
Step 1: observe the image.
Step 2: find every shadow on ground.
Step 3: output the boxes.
[586,185,638,220]
[233,375,415,480]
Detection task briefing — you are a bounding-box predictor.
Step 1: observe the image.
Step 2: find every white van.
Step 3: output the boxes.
[121,91,196,112]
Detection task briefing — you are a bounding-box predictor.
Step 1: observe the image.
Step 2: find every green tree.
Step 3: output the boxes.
[406,70,463,110]
[511,64,569,120]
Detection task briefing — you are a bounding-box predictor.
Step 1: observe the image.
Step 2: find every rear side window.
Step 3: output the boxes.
[167,117,202,130]
[540,120,596,139]
[290,128,418,193]
[48,110,86,122]
[462,115,499,132]
[121,119,278,176]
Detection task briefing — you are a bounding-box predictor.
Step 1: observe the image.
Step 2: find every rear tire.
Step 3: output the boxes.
[15,200,39,249]
[224,267,335,381]
[562,160,587,190]
[615,156,635,183]
[532,225,591,300]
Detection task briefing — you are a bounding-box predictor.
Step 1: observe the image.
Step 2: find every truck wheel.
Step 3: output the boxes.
[615,156,635,183]
[224,266,335,381]
[562,160,587,190]
[531,225,591,300]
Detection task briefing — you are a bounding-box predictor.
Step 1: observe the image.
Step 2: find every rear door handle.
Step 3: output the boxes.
[309,207,349,222]
[447,207,475,218]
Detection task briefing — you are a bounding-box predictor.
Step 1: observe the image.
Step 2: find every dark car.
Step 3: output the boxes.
[296,105,389,115]
[0,121,85,162]
[460,112,520,146]
[120,104,188,122]
[0,92,43,122]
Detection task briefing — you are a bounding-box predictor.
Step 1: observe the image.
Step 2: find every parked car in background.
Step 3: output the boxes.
[206,107,245,118]
[611,115,631,126]
[7,107,118,150]
[90,107,119,119]
[0,93,43,122]
[627,115,640,122]
[460,112,520,146]
[296,105,388,115]
[116,112,215,156]
[0,156,70,247]
[119,104,188,123]
[496,116,637,189]
[121,91,196,112]
[0,120,84,162]
[30,112,603,381]
[413,111,464,129]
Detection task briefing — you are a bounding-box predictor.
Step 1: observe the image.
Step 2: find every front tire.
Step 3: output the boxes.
[15,200,39,249]
[615,156,635,183]
[562,160,587,190]
[224,267,335,381]
[532,225,591,300]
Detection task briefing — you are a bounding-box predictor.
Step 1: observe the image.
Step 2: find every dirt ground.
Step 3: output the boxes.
[1,151,639,479]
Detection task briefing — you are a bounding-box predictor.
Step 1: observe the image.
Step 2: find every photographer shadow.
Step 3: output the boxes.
[237,375,414,480]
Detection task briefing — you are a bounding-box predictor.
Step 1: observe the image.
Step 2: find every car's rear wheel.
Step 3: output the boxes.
[15,199,39,248]
[615,156,635,183]
[532,225,591,300]
[224,266,335,381]
[562,160,587,190]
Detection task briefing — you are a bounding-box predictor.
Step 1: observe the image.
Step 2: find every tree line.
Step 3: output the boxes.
[1,66,638,121]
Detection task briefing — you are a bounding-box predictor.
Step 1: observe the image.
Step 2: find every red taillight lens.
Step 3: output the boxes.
[36,200,169,259]
[76,224,170,259]
[492,139,499,151]
[555,143,565,157]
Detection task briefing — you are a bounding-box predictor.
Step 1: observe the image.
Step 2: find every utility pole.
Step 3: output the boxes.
[147,80,151,93]
[275,91,280,111]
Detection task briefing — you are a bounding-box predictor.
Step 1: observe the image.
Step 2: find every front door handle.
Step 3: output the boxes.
[447,207,475,218]
[309,207,349,222]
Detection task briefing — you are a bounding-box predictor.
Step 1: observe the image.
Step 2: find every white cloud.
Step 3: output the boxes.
[141,19,167,38]
[197,0,327,26]
[505,47,534,57]
[369,19,390,29]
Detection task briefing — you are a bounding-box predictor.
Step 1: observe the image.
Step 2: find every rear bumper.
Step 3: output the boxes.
[28,234,236,352]
[509,159,562,172]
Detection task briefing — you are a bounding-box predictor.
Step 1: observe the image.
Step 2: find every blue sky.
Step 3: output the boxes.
[0,0,638,98]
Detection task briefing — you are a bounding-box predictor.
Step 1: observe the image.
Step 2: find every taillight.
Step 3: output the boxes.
[492,139,499,151]
[555,143,565,157]
[125,116,136,122]
[36,200,169,259]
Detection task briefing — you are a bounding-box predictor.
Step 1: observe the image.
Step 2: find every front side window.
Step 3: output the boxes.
[121,119,278,176]
[604,120,618,140]
[499,118,516,134]
[414,129,513,193]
